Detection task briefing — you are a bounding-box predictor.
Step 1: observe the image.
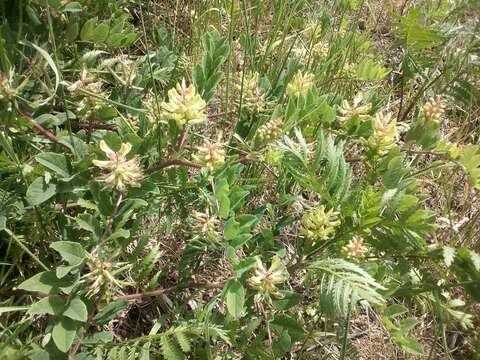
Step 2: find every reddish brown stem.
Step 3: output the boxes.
[16,107,70,150]
[113,281,224,302]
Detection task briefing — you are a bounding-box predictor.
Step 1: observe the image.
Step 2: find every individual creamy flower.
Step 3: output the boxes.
[368,112,397,155]
[160,79,207,128]
[258,117,283,142]
[286,71,314,98]
[342,235,367,258]
[191,208,220,240]
[248,256,287,298]
[92,140,144,192]
[193,139,226,171]
[337,93,372,123]
[300,205,340,242]
[421,95,446,124]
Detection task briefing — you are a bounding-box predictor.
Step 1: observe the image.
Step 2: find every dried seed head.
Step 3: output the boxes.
[92,140,144,192]
[287,71,315,98]
[300,205,341,242]
[258,117,284,143]
[193,140,226,171]
[160,79,207,128]
[421,95,446,124]
[342,235,367,258]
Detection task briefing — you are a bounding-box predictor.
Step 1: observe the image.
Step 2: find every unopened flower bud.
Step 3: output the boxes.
[300,205,340,242]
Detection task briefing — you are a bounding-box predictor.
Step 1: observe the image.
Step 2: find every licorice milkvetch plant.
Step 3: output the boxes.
[1,1,480,359]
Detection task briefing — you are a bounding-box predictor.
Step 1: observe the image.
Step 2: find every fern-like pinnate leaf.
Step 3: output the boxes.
[160,335,184,360]
[174,330,191,353]
[278,129,351,204]
[307,258,385,317]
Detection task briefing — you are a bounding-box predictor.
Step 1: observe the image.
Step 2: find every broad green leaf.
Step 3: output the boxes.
[28,296,65,316]
[75,214,101,240]
[272,331,292,357]
[271,315,305,342]
[384,304,408,318]
[218,195,230,219]
[234,257,257,277]
[52,317,78,352]
[63,297,88,322]
[93,23,109,44]
[35,152,71,179]
[225,280,244,318]
[56,264,79,279]
[18,271,75,294]
[26,177,56,206]
[399,318,418,332]
[80,17,97,41]
[50,241,87,266]
[224,218,240,240]
[273,291,303,311]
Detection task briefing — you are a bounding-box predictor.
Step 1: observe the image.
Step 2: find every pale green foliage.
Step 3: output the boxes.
[307,258,385,317]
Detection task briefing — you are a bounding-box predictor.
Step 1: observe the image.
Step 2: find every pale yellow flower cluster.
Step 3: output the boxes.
[161,80,207,128]
[337,93,372,123]
[258,117,283,142]
[286,71,314,98]
[421,95,446,124]
[92,140,144,192]
[300,205,340,242]
[193,140,226,171]
[236,71,266,112]
[369,112,397,155]
[248,256,287,298]
[342,235,367,258]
